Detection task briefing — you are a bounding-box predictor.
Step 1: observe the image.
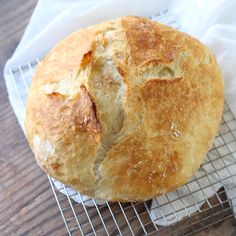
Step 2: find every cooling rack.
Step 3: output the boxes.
[6,9,236,236]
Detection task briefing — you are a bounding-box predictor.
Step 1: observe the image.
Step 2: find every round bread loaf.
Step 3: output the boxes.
[25,16,224,201]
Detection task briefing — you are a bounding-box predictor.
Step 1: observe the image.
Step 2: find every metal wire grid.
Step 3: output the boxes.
[6,9,236,236]
[149,9,181,29]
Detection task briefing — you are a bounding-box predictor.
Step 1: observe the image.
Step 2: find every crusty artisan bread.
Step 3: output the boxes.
[25,16,224,201]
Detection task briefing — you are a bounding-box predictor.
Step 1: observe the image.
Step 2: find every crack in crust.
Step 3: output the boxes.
[90,27,127,184]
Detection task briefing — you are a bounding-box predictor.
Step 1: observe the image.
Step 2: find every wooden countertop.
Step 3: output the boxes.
[0,1,236,235]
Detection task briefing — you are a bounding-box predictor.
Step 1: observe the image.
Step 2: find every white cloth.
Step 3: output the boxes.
[4,0,236,226]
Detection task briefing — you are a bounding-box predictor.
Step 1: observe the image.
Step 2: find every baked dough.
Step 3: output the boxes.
[25,16,224,201]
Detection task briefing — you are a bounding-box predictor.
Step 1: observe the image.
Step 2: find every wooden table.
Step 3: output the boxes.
[0,1,236,235]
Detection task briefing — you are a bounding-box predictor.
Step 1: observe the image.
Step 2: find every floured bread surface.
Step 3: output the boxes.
[25,16,224,201]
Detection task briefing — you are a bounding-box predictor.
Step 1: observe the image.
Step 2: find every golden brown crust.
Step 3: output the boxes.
[25,16,224,201]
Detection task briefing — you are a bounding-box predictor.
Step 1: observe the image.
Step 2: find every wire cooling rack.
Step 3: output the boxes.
[6,9,236,236]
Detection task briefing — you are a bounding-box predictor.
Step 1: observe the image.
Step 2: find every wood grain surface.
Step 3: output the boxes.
[0,1,235,235]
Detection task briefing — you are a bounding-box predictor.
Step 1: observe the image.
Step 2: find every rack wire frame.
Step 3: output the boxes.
[7,9,236,236]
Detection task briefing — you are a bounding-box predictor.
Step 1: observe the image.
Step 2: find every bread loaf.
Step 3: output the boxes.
[25,16,224,201]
